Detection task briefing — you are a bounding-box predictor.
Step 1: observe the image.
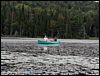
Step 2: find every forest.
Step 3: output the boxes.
[1,1,99,39]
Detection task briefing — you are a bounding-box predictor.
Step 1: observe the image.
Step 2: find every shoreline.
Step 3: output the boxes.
[1,38,99,43]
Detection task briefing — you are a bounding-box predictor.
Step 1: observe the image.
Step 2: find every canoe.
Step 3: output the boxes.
[37,40,60,44]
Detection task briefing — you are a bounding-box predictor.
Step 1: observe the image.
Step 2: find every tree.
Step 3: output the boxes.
[1,1,99,39]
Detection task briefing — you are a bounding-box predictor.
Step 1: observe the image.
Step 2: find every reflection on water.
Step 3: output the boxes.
[35,42,61,46]
[35,42,61,51]
[43,47,48,50]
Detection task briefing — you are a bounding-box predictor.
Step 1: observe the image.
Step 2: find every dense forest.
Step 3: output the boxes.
[1,1,99,39]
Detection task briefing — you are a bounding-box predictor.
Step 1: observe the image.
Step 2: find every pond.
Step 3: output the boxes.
[1,39,99,75]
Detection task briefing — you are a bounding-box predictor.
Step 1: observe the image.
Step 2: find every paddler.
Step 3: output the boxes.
[44,35,48,41]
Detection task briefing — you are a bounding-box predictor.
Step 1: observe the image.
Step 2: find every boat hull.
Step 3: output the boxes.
[38,40,60,44]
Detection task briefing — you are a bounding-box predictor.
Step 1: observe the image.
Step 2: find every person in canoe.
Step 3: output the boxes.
[44,35,57,42]
[54,36,57,41]
[44,35,48,41]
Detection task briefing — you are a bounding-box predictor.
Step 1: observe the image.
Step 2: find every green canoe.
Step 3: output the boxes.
[37,40,60,44]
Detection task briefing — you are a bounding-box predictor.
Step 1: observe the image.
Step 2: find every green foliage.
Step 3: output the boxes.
[1,1,99,39]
